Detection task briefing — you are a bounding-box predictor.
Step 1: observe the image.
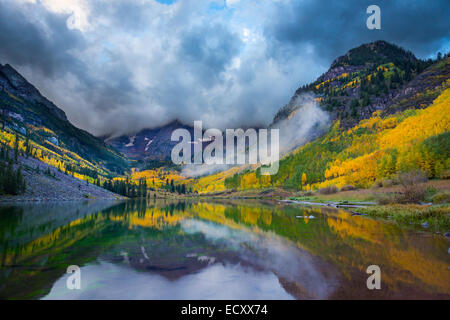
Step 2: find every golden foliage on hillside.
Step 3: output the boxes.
[131,169,184,189]
[197,87,449,193]
[317,88,450,188]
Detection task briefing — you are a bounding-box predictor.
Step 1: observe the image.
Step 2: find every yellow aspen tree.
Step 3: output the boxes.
[301,173,307,189]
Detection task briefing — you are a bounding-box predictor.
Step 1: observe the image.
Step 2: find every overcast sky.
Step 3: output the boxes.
[0,0,449,137]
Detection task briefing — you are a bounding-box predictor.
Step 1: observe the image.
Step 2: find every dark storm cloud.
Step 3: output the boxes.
[0,1,86,78]
[0,0,448,137]
[179,24,242,86]
[266,0,450,63]
[0,0,148,135]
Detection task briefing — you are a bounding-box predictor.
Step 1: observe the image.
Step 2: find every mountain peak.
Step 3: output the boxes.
[273,41,439,127]
[330,40,417,69]
[106,120,194,161]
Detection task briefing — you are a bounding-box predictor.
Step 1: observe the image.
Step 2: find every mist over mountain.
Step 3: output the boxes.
[273,41,444,129]
[102,40,449,171]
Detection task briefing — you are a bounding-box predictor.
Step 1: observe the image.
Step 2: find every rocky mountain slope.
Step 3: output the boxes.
[0,63,131,199]
[0,153,123,201]
[273,40,444,129]
[0,64,128,174]
[104,120,194,162]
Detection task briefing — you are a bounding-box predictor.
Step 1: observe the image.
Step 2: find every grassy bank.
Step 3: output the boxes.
[291,179,450,203]
[354,204,450,233]
[285,179,450,234]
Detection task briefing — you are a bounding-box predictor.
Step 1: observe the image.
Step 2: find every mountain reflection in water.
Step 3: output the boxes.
[0,199,449,300]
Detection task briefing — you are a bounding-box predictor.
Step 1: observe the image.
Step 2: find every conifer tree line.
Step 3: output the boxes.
[101,176,193,197]
[160,178,192,194]
[102,177,147,198]
[0,141,26,195]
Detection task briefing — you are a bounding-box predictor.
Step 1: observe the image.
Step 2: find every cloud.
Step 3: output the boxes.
[0,0,448,137]
[0,1,86,77]
[272,93,330,154]
[179,23,242,87]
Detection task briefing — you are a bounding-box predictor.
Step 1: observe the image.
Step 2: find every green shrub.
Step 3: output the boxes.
[432,192,450,204]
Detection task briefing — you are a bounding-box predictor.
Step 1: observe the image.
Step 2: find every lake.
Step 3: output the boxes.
[0,199,449,299]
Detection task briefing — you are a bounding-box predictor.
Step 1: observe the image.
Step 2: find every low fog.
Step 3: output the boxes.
[181,93,330,177]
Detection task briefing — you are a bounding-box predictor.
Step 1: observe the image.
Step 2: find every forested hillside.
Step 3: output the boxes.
[273,41,441,128]
[190,44,450,194]
[0,63,128,177]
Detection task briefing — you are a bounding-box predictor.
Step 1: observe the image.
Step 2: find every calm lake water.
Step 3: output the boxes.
[0,199,449,300]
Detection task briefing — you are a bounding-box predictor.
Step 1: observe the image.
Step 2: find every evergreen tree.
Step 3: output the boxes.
[25,134,30,158]
[350,99,360,118]
[0,161,25,195]
[14,132,19,162]
[1,109,5,130]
